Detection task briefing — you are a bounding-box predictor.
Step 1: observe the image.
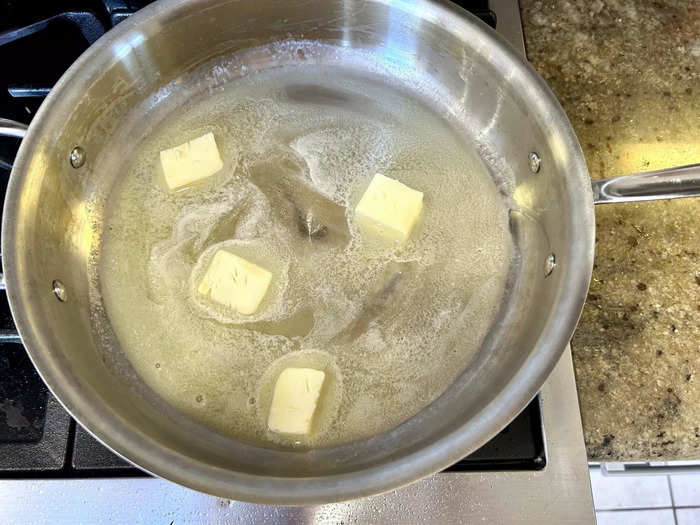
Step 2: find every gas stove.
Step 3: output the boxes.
[0,1,594,522]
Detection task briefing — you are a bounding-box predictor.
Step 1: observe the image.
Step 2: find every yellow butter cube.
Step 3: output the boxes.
[267,368,325,435]
[354,174,423,242]
[159,132,223,191]
[197,250,272,315]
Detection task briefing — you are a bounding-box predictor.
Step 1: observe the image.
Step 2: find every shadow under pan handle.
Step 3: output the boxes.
[592,163,700,204]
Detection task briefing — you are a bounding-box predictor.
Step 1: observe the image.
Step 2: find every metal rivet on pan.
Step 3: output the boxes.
[69,146,86,168]
[528,152,541,173]
[544,253,556,277]
[52,280,67,302]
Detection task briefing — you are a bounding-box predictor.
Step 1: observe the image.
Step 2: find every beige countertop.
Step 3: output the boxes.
[521,0,699,461]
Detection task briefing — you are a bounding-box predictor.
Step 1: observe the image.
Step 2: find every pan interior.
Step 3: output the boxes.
[88,41,518,451]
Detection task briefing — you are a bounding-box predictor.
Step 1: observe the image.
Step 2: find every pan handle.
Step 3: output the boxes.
[592,163,700,204]
[0,118,28,296]
[0,118,28,140]
[0,118,26,341]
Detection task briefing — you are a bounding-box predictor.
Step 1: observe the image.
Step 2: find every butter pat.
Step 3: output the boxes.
[197,250,272,315]
[354,174,423,242]
[268,368,325,435]
[159,132,223,191]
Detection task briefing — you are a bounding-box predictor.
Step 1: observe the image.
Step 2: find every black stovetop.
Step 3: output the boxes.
[0,0,544,478]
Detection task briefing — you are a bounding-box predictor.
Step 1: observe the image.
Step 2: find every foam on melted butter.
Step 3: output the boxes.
[97,46,514,449]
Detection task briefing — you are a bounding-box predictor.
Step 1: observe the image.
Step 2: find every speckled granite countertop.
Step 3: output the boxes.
[520,0,699,461]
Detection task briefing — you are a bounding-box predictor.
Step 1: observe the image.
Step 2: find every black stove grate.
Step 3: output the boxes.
[0,0,543,478]
[0,343,47,443]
